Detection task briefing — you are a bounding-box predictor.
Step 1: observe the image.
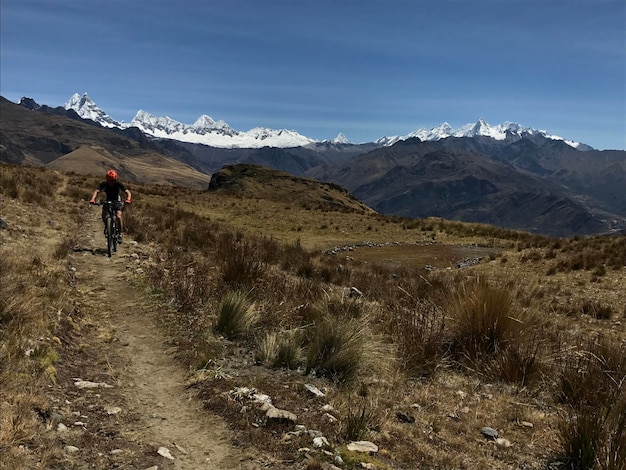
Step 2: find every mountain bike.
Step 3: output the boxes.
[96,200,119,257]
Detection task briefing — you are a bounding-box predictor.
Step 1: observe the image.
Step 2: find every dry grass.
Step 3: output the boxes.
[2,163,625,469]
[0,166,83,468]
[126,170,624,468]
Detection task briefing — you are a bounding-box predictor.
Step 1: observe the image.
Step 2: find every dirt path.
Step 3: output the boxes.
[68,210,257,469]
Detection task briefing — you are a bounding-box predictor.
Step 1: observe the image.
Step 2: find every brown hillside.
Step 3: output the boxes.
[0,96,210,189]
[47,145,211,189]
[208,163,374,214]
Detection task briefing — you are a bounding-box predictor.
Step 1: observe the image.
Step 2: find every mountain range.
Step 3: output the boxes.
[2,93,625,237]
[62,92,588,150]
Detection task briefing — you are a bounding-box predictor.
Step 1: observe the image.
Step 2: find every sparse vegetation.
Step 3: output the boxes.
[1,163,624,469]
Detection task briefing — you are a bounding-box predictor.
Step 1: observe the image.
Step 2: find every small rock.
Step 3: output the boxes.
[321,404,335,412]
[253,393,272,405]
[361,463,376,469]
[334,455,345,466]
[74,380,113,389]
[64,445,80,453]
[266,406,297,423]
[324,412,338,423]
[157,447,174,460]
[519,420,534,428]
[57,423,69,433]
[304,384,325,398]
[105,406,122,415]
[313,436,329,448]
[50,412,65,426]
[496,438,512,448]
[110,449,124,455]
[481,427,499,440]
[174,443,188,455]
[346,441,378,453]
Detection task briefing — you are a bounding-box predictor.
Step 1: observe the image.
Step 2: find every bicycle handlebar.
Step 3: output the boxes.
[90,200,123,206]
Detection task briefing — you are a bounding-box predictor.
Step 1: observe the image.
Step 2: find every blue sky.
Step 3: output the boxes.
[1,0,624,149]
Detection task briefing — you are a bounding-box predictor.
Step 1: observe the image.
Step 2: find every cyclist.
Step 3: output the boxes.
[89,170,131,243]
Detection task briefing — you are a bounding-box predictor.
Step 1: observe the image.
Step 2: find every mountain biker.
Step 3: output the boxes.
[89,170,131,243]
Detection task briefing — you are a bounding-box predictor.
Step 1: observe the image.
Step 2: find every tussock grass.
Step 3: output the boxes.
[448,275,519,361]
[214,290,259,339]
[447,275,546,384]
[303,309,393,385]
[255,329,303,369]
[384,299,447,378]
[555,337,626,469]
[341,398,378,441]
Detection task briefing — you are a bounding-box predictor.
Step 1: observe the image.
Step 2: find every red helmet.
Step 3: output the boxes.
[106,169,118,182]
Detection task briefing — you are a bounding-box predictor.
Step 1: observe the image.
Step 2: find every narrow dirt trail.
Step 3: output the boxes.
[71,209,257,469]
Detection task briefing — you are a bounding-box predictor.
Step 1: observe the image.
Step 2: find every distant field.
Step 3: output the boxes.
[344,242,500,270]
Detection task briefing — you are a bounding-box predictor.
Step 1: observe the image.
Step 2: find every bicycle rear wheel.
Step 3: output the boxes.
[112,220,118,253]
[106,216,114,257]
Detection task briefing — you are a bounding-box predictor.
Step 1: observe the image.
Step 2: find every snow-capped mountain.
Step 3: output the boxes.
[63,93,585,150]
[332,133,351,145]
[64,93,315,149]
[376,119,584,149]
[64,93,123,128]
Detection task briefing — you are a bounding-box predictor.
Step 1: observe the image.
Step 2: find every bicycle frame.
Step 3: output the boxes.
[99,201,118,257]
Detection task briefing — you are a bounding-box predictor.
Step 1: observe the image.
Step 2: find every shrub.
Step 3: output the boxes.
[216,233,265,288]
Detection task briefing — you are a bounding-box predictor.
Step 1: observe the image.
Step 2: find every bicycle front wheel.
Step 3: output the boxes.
[106,216,114,257]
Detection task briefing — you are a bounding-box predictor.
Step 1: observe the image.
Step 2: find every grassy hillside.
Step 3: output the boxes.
[1,163,624,469]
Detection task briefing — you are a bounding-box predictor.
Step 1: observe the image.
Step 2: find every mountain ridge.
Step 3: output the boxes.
[57,92,589,150]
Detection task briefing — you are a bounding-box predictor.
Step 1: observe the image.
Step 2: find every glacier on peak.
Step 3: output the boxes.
[64,92,122,128]
[332,133,351,144]
[399,119,582,148]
